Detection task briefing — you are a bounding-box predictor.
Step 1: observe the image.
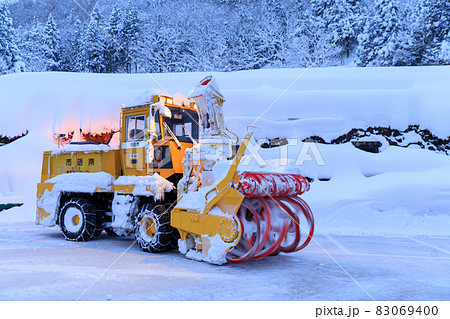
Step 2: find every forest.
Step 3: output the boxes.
[1,0,450,74]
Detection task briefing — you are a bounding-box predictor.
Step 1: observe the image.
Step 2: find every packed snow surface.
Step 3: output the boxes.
[1,67,450,238]
[1,224,449,301]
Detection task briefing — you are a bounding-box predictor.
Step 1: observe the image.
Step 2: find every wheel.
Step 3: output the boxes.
[135,204,177,253]
[59,198,104,241]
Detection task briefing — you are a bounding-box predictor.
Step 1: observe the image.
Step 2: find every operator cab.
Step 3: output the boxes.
[120,95,199,181]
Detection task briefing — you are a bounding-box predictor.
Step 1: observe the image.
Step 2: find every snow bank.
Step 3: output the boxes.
[241,141,450,236]
[2,67,450,141]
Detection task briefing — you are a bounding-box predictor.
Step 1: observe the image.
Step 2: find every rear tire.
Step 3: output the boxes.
[59,198,103,241]
[135,204,177,253]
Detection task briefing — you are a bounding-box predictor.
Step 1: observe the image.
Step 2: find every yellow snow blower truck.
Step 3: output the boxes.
[36,76,314,264]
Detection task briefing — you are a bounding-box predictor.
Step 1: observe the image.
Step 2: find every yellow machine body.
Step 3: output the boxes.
[37,94,198,191]
[40,149,122,182]
[36,95,199,225]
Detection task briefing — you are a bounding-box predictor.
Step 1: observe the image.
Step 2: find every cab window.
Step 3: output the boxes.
[149,146,173,169]
[163,109,199,143]
[126,115,145,141]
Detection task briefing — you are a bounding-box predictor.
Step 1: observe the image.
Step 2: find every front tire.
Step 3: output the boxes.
[59,198,103,241]
[135,204,177,253]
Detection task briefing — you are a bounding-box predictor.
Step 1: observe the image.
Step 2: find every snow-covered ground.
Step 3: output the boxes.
[0,222,449,301]
[1,67,450,300]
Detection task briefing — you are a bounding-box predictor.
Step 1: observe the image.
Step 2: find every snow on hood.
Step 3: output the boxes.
[46,172,115,193]
[50,143,112,155]
[114,174,174,200]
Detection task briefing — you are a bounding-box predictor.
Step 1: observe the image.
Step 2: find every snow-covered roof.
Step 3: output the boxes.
[126,89,191,108]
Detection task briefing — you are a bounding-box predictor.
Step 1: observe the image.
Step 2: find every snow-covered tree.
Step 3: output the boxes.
[59,14,84,72]
[290,12,341,67]
[105,3,123,73]
[440,31,450,64]
[226,5,262,70]
[307,0,363,64]
[145,13,182,73]
[329,0,362,59]
[43,13,60,71]
[121,1,140,73]
[418,0,450,64]
[17,17,45,72]
[0,3,22,73]
[256,0,288,67]
[391,4,425,66]
[356,0,401,66]
[81,5,106,73]
[0,54,8,74]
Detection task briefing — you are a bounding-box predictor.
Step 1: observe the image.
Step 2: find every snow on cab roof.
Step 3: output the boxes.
[125,89,191,108]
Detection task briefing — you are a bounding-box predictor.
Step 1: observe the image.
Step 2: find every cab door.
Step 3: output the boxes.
[121,108,149,176]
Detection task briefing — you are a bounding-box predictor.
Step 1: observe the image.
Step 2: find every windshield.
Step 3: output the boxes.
[163,108,199,143]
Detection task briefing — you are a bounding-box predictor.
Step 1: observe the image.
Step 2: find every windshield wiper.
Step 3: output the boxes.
[182,124,198,146]
[163,122,182,149]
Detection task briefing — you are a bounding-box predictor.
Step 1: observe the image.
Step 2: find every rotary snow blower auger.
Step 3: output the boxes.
[36,75,314,265]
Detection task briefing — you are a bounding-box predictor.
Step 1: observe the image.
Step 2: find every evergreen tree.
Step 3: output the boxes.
[64,19,85,72]
[17,17,45,72]
[392,4,424,66]
[227,5,260,70]
[121,1,140,73]
[257,0,288,66]
[146,14,181,73]
[307,0,361,64]
[328,0,361,59]
[356,0,401,66]
[0,55,7,74]
[81,5,106,73]
[106,3,122,73]
[418,0,450,64]
[59,10,78,71]
[43,13,60,71]
[0,3,22,73]
[439,31,450,64]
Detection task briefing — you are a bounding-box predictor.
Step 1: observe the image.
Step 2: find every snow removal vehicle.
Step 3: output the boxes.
[36,76,314,264]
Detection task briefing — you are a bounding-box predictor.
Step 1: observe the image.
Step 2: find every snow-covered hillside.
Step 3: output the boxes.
[1,67,450,236]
